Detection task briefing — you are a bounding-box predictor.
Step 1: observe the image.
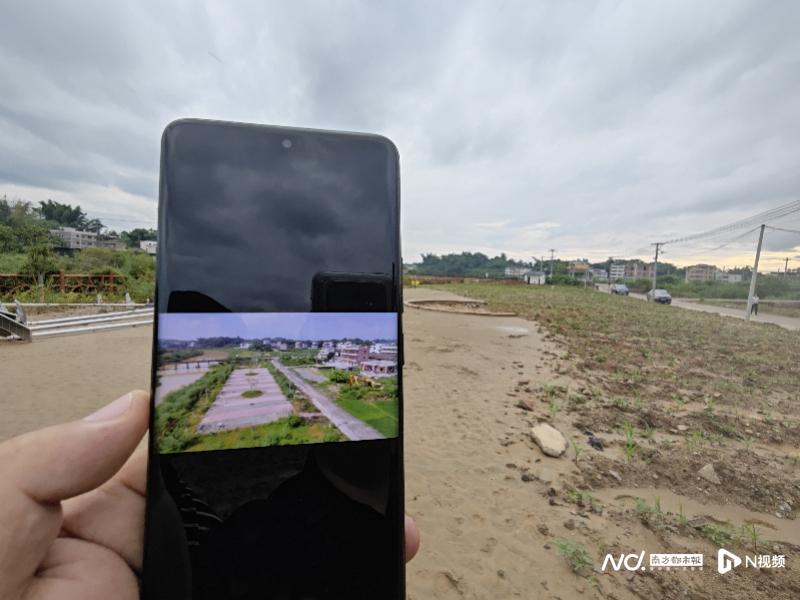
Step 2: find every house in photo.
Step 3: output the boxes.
[590,268,608,281]
[361,359,398,378]
[339,342,369,366]
[622,260,655,280]
[504,266,531,278]
[369,342,398,361]
[685,264,717,282]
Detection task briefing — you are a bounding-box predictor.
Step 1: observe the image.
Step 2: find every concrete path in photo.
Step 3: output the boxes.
[271,359,384,441]
[155,368,209,406]
[197,367,293,433]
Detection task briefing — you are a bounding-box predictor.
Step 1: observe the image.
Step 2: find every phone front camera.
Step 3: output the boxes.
[282,138,292,149]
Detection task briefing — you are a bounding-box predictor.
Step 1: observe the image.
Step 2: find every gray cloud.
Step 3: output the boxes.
[1,0,799,269]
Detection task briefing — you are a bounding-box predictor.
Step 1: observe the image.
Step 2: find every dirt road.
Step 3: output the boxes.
[603,286,800,330]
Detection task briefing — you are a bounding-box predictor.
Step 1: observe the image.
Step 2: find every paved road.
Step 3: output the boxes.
[271,359,384,441]
[601,286,800,331]
[198,367,293,433]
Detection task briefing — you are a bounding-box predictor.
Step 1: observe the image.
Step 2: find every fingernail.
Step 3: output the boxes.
[84,392,133,422]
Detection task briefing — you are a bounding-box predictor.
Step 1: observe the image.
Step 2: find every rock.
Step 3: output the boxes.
[521,472,535,482]
[608,469,623,483]
[564,519,576,530]
[537,523,550,535]
[698,463,721,485]
[516,399,535,411]
[778,502,792,515]
[531,423,568,458]
[677,424,689,432]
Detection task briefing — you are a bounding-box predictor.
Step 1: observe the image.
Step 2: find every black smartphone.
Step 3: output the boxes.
[141,119,404,599]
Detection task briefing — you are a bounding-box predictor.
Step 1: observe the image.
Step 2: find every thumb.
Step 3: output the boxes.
[0,390,150,504]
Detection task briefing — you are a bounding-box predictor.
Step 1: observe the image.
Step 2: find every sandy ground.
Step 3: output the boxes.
[1,326,152,439]
[3,290,796,598]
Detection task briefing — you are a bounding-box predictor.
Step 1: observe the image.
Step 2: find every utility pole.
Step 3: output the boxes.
[549,249,556,278]
[745,224,765,321]
[651,243,662,292]
[784,257,789,279]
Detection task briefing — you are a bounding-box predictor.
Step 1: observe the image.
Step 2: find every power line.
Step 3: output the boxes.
[659,199,800,246]
[766,225,800,235]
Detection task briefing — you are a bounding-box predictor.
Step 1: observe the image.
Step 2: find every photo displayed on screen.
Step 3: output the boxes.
[154,312,399,453]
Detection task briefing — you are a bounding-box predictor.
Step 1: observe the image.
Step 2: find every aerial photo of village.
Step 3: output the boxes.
[154,312,398,453]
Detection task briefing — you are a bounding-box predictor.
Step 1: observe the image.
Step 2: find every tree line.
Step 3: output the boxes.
[0,196,156,254]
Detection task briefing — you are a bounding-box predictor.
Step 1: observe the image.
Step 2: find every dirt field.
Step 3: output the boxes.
[2,287,798,598]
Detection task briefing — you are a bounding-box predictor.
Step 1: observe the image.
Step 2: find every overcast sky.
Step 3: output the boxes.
[2,1,799,269]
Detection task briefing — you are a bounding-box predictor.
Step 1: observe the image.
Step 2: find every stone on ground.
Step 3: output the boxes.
[531,423,568,458]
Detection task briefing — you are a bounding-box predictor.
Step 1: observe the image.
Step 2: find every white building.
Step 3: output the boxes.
[51,227,98,249]
[524,271,546,285]
[369,343,398,361]
[609,263,626,280]
[715,271,743,283]
[139,240,158,255]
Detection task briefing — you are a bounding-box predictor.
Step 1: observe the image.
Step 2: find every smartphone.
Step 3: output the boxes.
[141,119,404,599]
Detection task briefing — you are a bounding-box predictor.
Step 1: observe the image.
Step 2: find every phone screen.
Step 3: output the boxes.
[141,120,404,599]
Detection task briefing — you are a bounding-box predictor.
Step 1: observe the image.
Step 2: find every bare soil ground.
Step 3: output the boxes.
[422,283,800,599]
[2,285,798,599]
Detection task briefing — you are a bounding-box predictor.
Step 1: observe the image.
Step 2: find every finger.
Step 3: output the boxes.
[405,515,420,562]
[0,391,148,593]
[61,446,148,572]
[24,537,138,600]
[0,390,149,504]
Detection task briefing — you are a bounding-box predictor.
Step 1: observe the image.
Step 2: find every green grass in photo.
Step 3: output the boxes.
[187,416,345,451]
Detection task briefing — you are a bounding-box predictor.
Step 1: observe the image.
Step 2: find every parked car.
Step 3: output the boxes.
[646,289,672,304]
[610,284,629,296]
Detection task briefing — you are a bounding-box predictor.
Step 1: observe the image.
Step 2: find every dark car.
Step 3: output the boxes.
[646,288,672,304]
[610,284,629,296]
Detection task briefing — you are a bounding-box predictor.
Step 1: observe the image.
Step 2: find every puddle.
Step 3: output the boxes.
[594,487,800,545]
[495,326,530,336]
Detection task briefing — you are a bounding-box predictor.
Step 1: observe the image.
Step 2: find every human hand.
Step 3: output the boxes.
[0,391,419,600]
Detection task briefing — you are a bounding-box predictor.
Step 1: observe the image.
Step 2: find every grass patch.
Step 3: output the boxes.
[155,363,234,453]
[241,389,263,399]
[263,360,318,413]
[186,416,345,451]
[556,539,592,574]
[336,376,399,437]
[436,283,798,407]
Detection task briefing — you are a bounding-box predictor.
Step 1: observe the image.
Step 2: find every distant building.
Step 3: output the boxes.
[504,266,531,278]
[369,343,398,361]
[97,237,126,251]
[339,342,369,366]
[361,360,398,378]
[685,264,717,282]
[568,260,591,279]
[620,260,654,280]
[609,263,626,281]
[274,341,289,351]
[590,268,608,281]
[295,341,308,349]
[524,271,546,285]
[239,342,252,349]
[139,240,157,255]
[51,227,98,249]
[715,270,743,283]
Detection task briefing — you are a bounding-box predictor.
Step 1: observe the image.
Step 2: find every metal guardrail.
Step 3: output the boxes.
[0,310,32,342]
[1,304,154,342]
